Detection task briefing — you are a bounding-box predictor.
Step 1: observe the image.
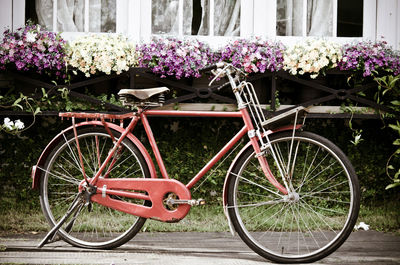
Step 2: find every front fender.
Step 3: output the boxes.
[31,121,157,189]
[221,124,303,234]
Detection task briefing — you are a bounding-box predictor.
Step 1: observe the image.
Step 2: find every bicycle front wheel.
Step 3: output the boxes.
[227,131,360,263]
[39,126,150,249]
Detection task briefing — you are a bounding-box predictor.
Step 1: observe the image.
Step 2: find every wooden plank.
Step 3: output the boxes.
[156,103,377,115]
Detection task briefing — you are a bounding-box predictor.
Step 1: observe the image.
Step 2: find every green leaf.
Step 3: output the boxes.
[385,182,400,190]
[13,97,22,105]
[34,107,41,115]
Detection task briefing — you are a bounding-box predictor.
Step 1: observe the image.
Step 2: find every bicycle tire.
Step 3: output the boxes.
[226,131,360,263]
[39,126,150,249]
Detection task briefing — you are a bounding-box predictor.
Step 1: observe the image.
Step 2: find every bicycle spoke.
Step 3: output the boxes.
[228,132,358,262]
[232,172,284,198]
[41,128,148,249]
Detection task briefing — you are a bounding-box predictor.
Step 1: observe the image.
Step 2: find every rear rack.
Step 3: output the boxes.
[59,112,135,120]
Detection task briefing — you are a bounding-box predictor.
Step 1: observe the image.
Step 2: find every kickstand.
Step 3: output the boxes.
[37,193,84,248]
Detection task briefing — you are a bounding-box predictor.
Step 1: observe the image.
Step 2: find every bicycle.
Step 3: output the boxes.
[32,63,360,263]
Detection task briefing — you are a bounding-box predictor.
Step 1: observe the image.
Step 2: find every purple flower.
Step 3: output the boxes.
[338,41,400,77]
[0,23,67,78]
[218,38,285,74]
[137,37,218,79]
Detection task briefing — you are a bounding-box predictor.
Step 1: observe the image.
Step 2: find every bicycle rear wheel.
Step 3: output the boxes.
[39,126,150,249]
[227,131,360,263]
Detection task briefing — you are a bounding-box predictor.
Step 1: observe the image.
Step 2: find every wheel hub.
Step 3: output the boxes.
[284,192,300,203]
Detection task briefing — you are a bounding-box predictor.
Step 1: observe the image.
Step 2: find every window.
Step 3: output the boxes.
[151,0,240,37]
[276,0,363,37]
[25,0,116,33]
[21,0,374,44]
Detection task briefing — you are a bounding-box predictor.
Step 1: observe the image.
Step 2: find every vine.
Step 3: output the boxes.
[374,75,400,189]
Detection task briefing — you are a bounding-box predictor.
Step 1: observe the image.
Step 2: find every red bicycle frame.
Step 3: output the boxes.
[32,107,290,222]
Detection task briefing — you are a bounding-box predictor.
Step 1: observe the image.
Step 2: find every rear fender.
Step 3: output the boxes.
[221,124,303,234]
[31,121,157,189]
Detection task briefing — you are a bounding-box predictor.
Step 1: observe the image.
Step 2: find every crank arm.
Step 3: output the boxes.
[166,198,206,207]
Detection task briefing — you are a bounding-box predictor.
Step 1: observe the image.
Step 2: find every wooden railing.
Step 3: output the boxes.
[1,68,398,119]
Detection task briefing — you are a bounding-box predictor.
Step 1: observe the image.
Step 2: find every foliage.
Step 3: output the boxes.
[137,37,217,79]
[219,37,285,73]
[283,38,342,78]
[0,24,67,78]
[386,121,400,189]
[0,92,41,134]
[372,74,400,190]
[66,34,139,77]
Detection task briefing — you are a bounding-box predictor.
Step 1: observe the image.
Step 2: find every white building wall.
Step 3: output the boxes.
[377,0,400,49]
[0,0,24,32]
[0,0,13,32]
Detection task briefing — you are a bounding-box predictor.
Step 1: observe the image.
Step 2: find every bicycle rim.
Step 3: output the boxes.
[39,127,149,249]
[227,131,360,263]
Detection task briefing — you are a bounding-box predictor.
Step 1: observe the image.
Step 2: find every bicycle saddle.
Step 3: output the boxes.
[118,87,170,100]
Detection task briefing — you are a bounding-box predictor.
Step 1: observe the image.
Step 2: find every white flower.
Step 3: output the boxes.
[14,120,25,130]
[66,34,138,76]
[283,38,343,78]
[3,118,14,130]
[25,32,37,43]
[176,48,187,57]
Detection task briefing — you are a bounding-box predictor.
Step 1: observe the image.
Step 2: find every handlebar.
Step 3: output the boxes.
[200,62,246,91]
[199,62,225,73]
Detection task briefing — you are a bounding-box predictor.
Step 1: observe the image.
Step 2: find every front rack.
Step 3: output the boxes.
[238,80,308,132]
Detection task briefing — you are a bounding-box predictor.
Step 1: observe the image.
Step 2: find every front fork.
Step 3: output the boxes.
[248,130,289,195]
[240,107,290,195]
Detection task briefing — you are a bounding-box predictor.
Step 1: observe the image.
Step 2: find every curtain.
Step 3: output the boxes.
[307,0,332,36]
[277,0,333,36]
[151,0,240,36]
[35,0,115,32]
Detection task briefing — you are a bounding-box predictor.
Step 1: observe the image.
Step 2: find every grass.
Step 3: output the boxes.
[0,201,398,236]
[357,200,400,234]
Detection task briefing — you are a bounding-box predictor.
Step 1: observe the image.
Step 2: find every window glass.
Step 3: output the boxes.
[277,0,304,36]
[151,0,239,36]
[25,0,116,32]
[152,0,179,35]
[214,0,240,36]
[337,0,363,37]
[26,0,53,31]
[90,0,116,32]
[306,0,333,36]
[277,0,362,37]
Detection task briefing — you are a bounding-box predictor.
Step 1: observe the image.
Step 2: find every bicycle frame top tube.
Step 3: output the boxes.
[140,108,287,194]
[141,109,247,189]
[83,106,287,194]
